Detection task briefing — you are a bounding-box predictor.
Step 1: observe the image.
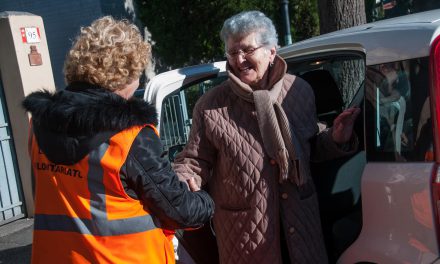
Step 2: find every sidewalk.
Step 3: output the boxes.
[0,218,33,264]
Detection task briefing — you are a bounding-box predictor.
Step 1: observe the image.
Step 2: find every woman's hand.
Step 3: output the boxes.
[331,107,361,144]
[187,177,200,192]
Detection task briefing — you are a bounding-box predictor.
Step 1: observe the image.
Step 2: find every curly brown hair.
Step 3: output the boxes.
[64,16,151,91]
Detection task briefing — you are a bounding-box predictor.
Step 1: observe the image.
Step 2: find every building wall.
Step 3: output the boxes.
[0,0,132,90]
[0,12,57,218]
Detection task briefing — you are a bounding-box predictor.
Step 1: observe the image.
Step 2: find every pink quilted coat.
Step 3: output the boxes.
[174,56,357,264]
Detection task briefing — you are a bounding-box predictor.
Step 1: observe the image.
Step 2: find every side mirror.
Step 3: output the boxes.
[168,144,185,162]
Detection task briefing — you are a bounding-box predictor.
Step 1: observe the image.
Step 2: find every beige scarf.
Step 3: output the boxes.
[227,55,304,186]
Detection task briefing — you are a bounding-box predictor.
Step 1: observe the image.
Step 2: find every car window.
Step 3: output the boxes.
[287,53,365,126]
[159,76,227,156]
[365,57,433,161]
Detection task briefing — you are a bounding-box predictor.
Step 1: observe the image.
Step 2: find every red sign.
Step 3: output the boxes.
[20,27,41,43]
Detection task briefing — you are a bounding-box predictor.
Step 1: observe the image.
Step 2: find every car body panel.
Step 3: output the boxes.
[279,43,366,62]
[279,9,440,66]
[143,62,226,131]
[279,25,439,66]
[338,163,438,264]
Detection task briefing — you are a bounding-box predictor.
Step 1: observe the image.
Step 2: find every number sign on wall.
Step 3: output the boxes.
[20,27,41,43]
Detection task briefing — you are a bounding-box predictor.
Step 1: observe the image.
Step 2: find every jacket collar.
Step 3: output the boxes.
[23,82,157,136]
[22,82,157,164]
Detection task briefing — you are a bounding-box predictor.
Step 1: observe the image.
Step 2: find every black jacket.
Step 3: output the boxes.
[22,82,214,229]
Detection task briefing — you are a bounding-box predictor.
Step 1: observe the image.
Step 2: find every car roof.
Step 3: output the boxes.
[278,9,440,65]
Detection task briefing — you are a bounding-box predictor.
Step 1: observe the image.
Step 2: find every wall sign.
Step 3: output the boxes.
[28,45,42,66]
[20,27,41,43]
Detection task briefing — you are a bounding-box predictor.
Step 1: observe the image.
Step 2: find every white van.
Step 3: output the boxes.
[142,9,440,264]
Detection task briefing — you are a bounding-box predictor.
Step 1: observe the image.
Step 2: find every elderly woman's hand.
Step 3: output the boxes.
[187,177,201,192]
[331,107,361,144]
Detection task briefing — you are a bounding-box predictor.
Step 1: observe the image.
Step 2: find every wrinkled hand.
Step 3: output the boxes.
[187,177,200,192]
[332,107,361,144]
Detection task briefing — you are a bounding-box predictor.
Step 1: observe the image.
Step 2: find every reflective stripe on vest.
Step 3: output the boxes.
[33,130,158,235]
[34,141,157,236]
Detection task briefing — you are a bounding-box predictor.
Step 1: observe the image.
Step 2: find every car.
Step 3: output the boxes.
[140,9,440,264]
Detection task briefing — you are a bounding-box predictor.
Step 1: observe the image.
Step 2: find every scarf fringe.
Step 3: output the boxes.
[276,148,289,183]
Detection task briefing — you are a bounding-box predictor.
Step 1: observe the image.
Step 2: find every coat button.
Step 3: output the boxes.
[289,227,295,234]
[270,159,276,165]
[281,193,288,199]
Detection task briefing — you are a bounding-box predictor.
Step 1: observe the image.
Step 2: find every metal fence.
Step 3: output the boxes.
[0,81,24,226]
[160,91,190,151]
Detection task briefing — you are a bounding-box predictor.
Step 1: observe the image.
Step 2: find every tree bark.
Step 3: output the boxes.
[318,0,366,34]
[317,0,367,108]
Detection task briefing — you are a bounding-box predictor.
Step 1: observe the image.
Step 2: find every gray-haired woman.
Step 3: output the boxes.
[174,10,360,264]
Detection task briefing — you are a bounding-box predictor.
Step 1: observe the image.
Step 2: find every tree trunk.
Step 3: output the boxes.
[317,0,367,108]
[318,0,366,34]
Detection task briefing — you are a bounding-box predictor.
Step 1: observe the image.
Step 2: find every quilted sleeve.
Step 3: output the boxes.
[173,98,217,188]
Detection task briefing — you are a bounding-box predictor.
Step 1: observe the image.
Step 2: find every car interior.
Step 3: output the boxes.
[299,69,344,127]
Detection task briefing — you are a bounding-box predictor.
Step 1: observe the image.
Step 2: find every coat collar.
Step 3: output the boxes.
[22,82,158,164]
[23,82,157,136]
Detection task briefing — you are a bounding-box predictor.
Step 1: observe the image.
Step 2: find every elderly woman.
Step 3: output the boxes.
[174,11,359,264]
[23,16,214,264]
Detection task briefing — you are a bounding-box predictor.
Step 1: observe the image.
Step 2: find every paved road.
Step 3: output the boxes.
[0,219,33,264]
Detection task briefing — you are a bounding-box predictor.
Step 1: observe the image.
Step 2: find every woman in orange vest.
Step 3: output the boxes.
[22,16,214,264]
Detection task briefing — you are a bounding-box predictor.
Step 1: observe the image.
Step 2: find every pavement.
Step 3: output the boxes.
[0,218,33,264]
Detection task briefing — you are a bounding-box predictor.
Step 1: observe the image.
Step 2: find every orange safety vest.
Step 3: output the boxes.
[30,124,175,264]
